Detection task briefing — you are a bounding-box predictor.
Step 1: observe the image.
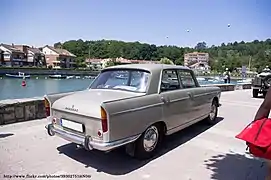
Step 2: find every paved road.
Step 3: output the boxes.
[0,90,268,180]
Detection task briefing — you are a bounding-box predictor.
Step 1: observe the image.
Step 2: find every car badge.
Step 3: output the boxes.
[65,105,78,112]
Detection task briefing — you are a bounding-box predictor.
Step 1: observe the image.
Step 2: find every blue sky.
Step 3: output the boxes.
[1,0,270,48]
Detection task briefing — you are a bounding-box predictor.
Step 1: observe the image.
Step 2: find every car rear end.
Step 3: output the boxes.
[44,97,112,151]
[44,89,144,152]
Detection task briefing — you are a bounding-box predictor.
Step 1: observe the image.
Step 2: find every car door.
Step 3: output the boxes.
[177,69,209,121]
[159,69,194,131]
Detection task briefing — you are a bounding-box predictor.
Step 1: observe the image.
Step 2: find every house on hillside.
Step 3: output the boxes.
[184,52,210,72]
[41,45,76,68]
[85,58,105,70]
[184,52,209,66]
[130,59,160,64]
[0,50,4,65]
[85,58,160,70]
[14,45,46,67]
[115,57,132,64]
[27,47,46,67]
[0,44,26,66]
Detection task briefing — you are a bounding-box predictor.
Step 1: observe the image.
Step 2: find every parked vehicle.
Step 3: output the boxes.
[251,68,271,98]
[45,64,221,160]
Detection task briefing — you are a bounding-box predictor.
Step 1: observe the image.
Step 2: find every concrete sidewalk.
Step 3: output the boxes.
[0,90,267,180]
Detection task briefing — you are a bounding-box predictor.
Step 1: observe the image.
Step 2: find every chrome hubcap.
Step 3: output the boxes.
[143,126,159,152]
[209,104,217,120]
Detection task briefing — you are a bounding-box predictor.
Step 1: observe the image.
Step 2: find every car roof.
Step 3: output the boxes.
[103,63,190,73]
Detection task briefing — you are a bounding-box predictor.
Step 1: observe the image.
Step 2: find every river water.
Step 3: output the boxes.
[0,76,242,101]
[0,77,92,100]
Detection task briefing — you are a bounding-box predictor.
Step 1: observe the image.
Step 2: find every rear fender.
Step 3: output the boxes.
[103,94,163,142]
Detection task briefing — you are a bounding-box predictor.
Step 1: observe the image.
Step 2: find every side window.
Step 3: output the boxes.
[160,70,181,92]
[178,70,197,88]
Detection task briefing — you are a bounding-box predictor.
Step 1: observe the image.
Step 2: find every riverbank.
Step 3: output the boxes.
[0,83,252,125]
[0,67,100,76]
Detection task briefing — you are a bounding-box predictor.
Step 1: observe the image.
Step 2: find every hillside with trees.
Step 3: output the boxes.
[54,38,271,72]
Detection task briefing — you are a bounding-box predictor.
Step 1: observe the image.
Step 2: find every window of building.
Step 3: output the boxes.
[4,54,10,58]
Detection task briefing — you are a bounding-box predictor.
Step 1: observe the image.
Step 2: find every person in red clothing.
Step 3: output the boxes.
[254,87,271,180]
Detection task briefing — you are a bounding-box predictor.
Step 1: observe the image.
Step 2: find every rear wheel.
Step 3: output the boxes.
[252,89,259,98]
[128,123,164,160]
[205,100,219,125]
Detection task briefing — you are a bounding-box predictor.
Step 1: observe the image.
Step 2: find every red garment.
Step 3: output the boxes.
[236,118,271,160]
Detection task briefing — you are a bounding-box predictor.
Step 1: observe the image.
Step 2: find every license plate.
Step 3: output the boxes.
[61,119,83,132]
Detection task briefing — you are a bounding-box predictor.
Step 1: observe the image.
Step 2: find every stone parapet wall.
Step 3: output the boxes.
[0,97,45,125]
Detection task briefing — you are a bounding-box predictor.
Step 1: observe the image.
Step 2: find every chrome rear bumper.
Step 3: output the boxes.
[45,124,140,152]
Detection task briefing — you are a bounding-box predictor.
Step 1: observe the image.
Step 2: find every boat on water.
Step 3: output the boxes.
[84,75,96,79]
[48,74,67,79]
[66,75,74,79]
[5,72,30,78]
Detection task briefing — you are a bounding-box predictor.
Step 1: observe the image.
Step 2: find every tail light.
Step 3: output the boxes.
[100,107,108,132]
[44,98,50,117]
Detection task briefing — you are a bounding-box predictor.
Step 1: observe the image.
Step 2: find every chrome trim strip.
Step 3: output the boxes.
[193,92,216,98]
[193,94,206,98]
[45,124,141,151]
[111,102,164,116]
[170,97,189,102]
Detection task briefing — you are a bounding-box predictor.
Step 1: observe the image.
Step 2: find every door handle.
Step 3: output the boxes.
[161,96,170,103]
[187,92,193,98]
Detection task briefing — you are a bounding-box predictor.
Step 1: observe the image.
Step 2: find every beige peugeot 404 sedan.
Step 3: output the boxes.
[45,64,221,160]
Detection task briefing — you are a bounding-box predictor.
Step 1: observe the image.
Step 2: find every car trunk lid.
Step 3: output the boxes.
[51,89,144,140]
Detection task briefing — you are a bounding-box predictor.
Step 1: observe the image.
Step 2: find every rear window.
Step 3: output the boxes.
[89,69,151,93]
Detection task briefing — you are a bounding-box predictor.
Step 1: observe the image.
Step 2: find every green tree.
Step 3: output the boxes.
[175,58,183,65]
[53,38,271,72]
[160,57,174,64]
[195,42,207,50]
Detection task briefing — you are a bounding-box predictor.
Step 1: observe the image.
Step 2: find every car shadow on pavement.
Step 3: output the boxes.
[0,133,14,138]
[204,152,267,179]
[57,117,224,175]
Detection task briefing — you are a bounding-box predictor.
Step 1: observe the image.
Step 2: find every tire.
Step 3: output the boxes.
[205,100,219,125]
[130,124,164,160]
[252,89,259,98]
